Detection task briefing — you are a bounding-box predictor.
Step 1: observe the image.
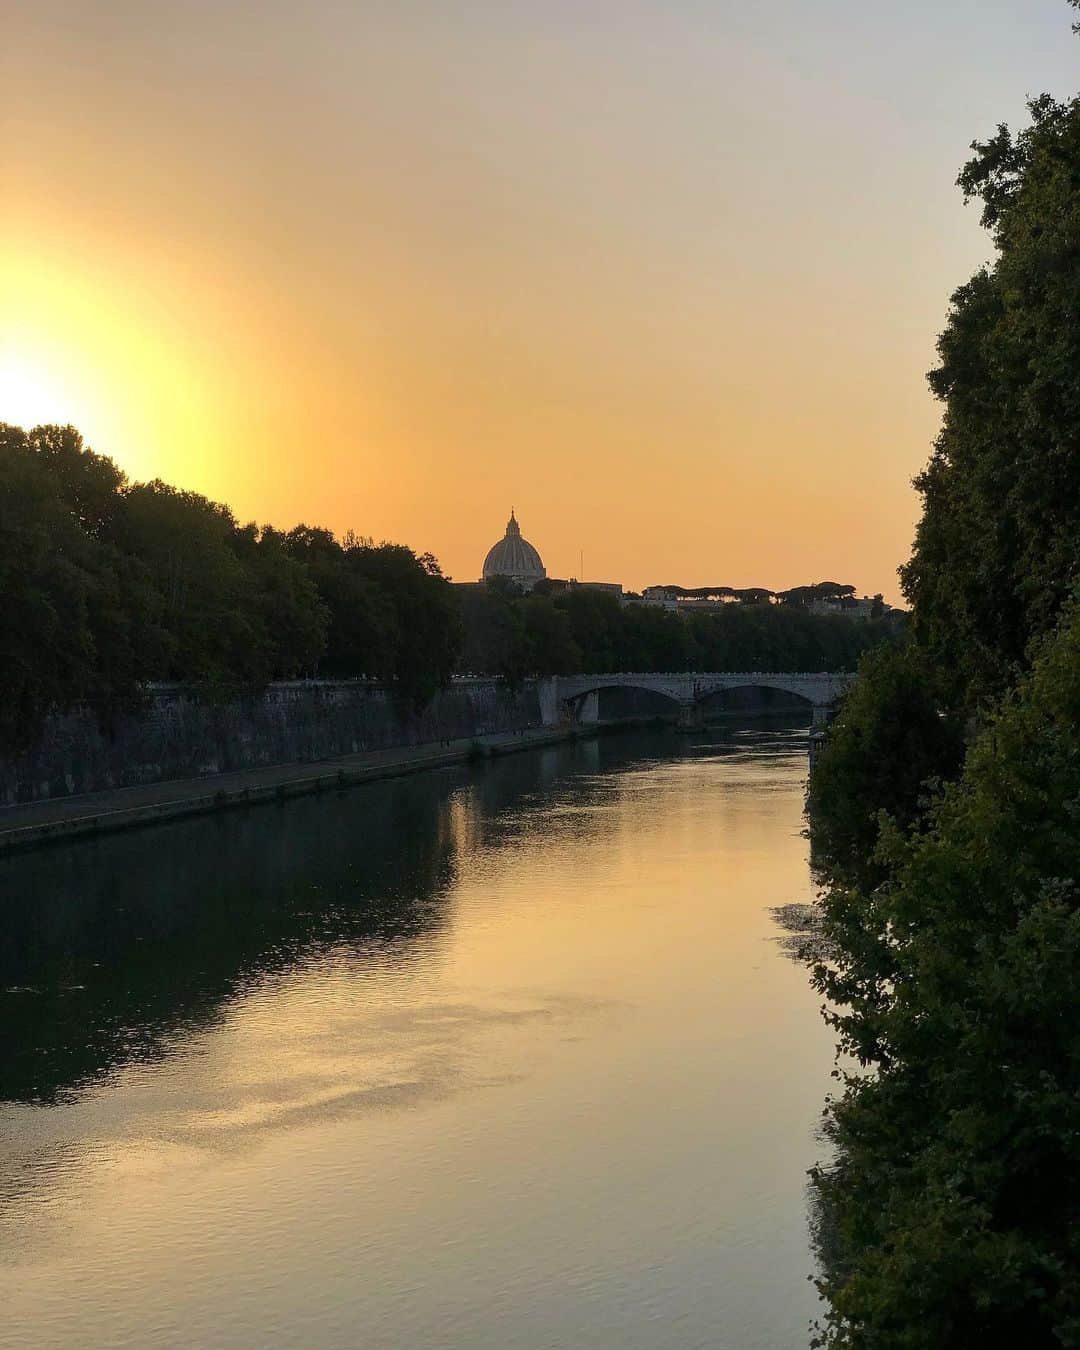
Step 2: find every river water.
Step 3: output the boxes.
[0,722,831,1350]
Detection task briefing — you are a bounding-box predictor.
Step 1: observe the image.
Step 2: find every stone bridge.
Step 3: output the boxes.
[539,672,852,729]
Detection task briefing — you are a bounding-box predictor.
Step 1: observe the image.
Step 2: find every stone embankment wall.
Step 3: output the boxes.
[0,679,543,806]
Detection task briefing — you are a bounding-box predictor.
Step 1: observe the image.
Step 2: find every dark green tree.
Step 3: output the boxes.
[26,423,127,541]
[119,481,272,684]
[282,525,398,679]
[615,603,698,671]
[456,578,529,684]
[551,587,623,672]
[0,421,471,747]
[807,640,964,892]
[459,581,892,680]
[519,594,582,676]
[812,604,1080,1348]
[902,94,1080,706]
[807,18,1080,1344]
[0,424,162,749]
[347,542,462,706]
[232,525,329,677]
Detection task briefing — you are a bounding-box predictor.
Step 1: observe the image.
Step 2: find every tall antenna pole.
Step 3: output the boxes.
[580,549,584,581]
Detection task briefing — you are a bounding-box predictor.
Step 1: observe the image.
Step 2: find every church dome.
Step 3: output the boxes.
[482,511,546,589]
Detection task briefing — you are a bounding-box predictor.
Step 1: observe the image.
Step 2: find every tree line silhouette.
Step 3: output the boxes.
[0,422,459,751]
[0,419,892,755]
[459,576,894,683]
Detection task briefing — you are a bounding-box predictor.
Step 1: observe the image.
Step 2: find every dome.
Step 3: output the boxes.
[482,510,546,589]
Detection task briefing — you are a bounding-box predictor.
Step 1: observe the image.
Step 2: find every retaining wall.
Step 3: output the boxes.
[0,679,543,806]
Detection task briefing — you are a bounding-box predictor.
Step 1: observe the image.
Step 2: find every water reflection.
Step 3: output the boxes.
[1,719,828,1350]
[1,774,458,1105]
[1,725,801,1108]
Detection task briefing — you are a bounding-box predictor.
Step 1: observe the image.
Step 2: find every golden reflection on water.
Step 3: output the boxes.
[0,726,829,1350]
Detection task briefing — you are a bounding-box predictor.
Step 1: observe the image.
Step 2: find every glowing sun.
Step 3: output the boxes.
[0,353,80,431]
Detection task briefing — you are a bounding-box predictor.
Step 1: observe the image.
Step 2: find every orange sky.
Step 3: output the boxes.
[4,2,1078,601]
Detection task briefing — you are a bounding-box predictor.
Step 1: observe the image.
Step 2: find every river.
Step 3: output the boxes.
[0,721,831,1349]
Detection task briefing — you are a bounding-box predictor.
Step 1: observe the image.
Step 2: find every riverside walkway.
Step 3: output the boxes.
[0,725,581,855]
[1,670,852,854]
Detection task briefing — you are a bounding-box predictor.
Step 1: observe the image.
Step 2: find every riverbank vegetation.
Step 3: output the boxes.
[0,422,460,750]
[459,577,894,684]
[806,34,1080,1345]
[1,419,893,753]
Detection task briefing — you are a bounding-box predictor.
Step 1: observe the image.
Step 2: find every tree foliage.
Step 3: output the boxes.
[650,580,858,606]
[813,608,1080,1348]
[0,425,161,750]
[345,541,461,706]
[460,580,894,682]
[807,45,1080,1348]
[807,641,964,892]
[0,423,461,749]
[902,94,1080,706]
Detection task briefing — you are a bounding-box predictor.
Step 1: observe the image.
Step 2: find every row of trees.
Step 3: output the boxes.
[806,40,1080,1347]
[0,423,460,751]
[648,581,883,612]
[1,421,894,758]
[459,576,894,683]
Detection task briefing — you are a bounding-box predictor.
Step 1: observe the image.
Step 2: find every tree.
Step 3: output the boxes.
[519,595,582,676]
[458,579,530,684]
[0,421,468,747]
[901,95,1080,706]
[347,541,462,705]
[807,640,964,893]
[0,424,163,750]
[615,602,697,671]
[283,525,397,679]
[233,525,329,677]
[118,481,273,684]
[458,580,892,680]
[812,604,1080,1348]
[808,27,1080,1343]
[25,423,127,541]
[552,587,623,672]
[0,425,100,749]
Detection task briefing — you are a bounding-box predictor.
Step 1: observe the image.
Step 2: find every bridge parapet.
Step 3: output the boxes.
[542,671,853,726]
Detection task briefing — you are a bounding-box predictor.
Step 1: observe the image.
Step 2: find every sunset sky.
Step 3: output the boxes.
[4,1,1077,599]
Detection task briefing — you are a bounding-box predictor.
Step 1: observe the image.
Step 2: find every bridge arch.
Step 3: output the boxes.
[561,681,684,725]
[544,672,852,727]
[693,682,816,718]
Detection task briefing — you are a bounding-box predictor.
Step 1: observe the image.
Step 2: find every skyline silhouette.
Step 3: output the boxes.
[6,2,1078,601]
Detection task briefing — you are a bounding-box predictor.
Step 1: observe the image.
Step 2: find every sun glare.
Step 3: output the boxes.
[0,353,81,432]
